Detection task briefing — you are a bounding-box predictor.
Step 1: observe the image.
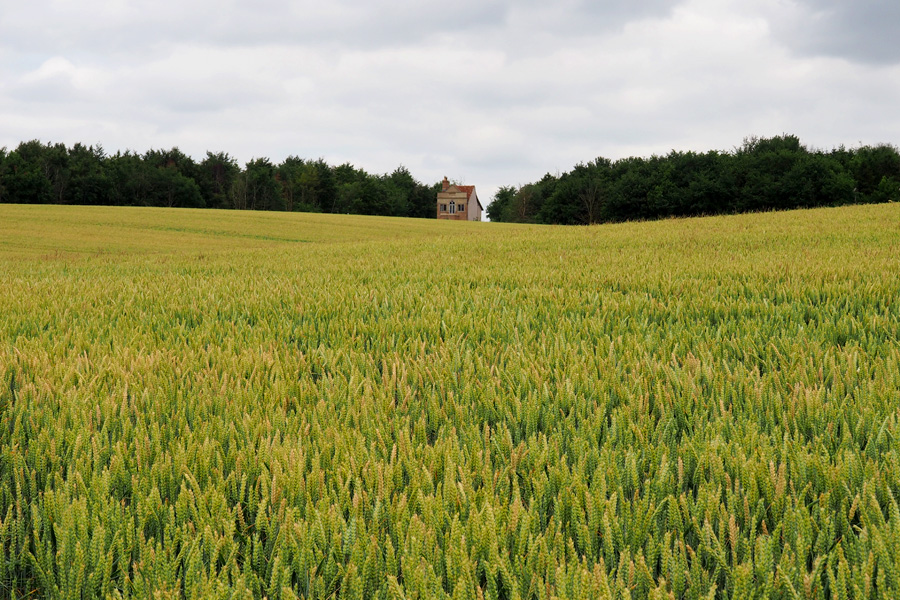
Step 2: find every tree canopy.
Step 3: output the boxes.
[2,135,898,223]
[0,142,437,219]
[489,135,900,224]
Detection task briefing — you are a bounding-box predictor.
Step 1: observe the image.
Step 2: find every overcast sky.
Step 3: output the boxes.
[2,0,899,204]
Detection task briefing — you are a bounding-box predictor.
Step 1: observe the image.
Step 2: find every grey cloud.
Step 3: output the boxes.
[203,0,672,48]
[775,0,900,64]
[1,0,679,61]
[569,0,678,30]
[0,0,510,57]
[198,0,513,49]
[10,76,81,105]
[149,80,278,115]
[3,0,900,205]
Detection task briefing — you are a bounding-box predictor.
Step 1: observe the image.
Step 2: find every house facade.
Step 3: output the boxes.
[437,177,482,221]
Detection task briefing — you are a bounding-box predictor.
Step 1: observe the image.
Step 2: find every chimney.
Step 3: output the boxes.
[442,176,449,191]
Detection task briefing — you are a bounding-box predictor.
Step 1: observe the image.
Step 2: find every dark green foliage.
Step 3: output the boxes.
[0,140,54,204]
[849,144,900,199]
[277,156,336,212]
[66,144,112,205]
[0,147,6,203]
[486,185,517,223]
[3,134,897,224]
[240,158,282,211]
[198,152,240,209]
[385,166,431,218]
[0,141,439,219]
[102,148,205,208]
[871,175,900,202]
[490,135,900,224]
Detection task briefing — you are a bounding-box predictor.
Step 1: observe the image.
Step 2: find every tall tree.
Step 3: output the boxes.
[242,158,282,211]
[1,141,53,204]
[66,143,110,205]
[332,163,367,214]
[486,186,516,222]
[384,166,417,217]
[277,156,306,212]
[198,152,239,209]
[312,159,337,213]
[849,144,900,200]
[108,151,151,206]
[0,147,6,203]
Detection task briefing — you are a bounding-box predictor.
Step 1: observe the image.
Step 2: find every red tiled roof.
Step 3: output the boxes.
[457,185,475,199]
[456,185,483,210]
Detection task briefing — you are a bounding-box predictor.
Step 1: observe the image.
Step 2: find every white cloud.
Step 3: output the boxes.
[2,0,899,206]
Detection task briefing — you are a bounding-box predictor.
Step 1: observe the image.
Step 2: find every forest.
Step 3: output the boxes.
[0,141,438,218]
[489,135,900,223]
[1,135,898,223]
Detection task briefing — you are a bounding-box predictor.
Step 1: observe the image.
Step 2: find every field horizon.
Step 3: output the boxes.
[2,200,897,257]
[2,203,899,599]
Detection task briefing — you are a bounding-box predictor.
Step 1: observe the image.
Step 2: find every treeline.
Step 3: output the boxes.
[488,135,900,224]
[0,140,439,218]
[4,135,900,224]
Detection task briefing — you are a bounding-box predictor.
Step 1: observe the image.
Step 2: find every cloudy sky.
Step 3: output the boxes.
[2,0,899,204]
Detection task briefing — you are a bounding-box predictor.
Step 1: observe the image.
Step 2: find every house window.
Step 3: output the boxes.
[440,204,447,212]
[449,201,456,214]
[458,203,465,211]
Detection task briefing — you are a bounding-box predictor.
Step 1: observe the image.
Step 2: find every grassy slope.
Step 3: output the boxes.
[1,203,900,599]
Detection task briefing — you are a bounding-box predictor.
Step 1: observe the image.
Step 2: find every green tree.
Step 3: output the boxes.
[608,157,653,221]
[355,177,391,215]
[386,165,443,218]
[663,150,731,216]
[144,147,199,179]
[1,140,53,204]
[732,135,807,212]
[870,175,900,203]
[277,156,306,212]
[198,152,239,209]
[332,163,368,214]
[0,146,6,203]
[44,143,70,204]
[155,167,204,208]
[66,143,111,205]
[848,144,900,200]
[577,158,612,223]
[313,159,337,213]
[486,186,516,222]
[297,161,322,211]
[241,158,282,211]
[408,180,439,219]
[140,147,204,208]
[107,151,151,206]
[278,157,338,213]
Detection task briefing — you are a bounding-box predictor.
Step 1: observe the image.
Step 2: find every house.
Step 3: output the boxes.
[436,177,482,221]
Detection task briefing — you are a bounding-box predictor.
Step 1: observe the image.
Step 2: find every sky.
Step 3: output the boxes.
[2,0,900,206]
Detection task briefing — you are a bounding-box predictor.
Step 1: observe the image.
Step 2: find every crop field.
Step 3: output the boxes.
[1,203,900,600]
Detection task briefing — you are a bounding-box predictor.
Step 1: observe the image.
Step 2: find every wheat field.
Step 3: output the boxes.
[1,203,899,599]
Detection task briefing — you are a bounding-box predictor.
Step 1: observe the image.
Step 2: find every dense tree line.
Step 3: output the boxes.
[0,141,439,218]
[3,135,899,224]
[488,135,900,224]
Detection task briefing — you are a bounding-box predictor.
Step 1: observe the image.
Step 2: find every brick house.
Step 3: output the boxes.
[437,177,482,221]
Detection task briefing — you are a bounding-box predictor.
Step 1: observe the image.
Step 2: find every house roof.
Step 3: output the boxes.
[454,185,483,210]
